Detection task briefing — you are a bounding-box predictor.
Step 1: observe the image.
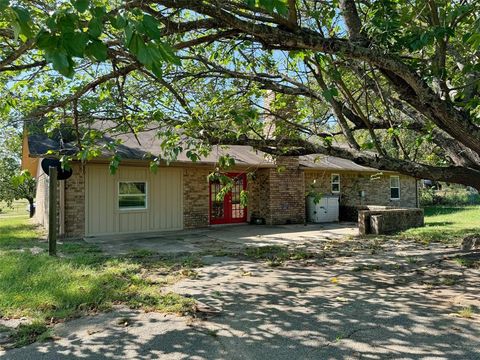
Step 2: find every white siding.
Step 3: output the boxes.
[86,165,183,236]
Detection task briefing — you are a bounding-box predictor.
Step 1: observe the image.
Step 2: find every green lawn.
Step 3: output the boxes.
[0,215,198,348]
[401,206,480,244]
[0,200,29,218]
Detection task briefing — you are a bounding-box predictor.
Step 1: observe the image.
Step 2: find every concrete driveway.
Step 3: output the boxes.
[84,223,359,255]
[2,225,479,359]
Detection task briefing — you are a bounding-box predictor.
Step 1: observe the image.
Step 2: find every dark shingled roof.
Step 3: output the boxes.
[299,154,378,172]
[27,130,380,172]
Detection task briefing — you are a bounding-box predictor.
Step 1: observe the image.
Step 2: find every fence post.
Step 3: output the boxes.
[48,166,57,256]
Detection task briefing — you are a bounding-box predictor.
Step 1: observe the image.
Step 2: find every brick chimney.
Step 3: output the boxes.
[263,90,277,139]
[257,91,305,225]
[263,90,298,140]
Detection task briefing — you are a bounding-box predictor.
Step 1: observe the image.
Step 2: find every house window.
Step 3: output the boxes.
[118,182,147,209]
[331,174,340,193]
[390,176,400,200]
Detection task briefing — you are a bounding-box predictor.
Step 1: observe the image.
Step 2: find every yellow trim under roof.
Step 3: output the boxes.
[21,130,39,177]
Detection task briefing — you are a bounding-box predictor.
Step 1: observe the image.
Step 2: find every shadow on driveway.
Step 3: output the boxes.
[84,223,359,256]
[4,244,479,359]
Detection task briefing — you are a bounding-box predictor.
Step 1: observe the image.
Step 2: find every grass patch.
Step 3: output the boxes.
[0,216,45,250]
[453,256,480,269]
[423,274,462,287]
[10,322,53,348]
[0,200,29,218]
[400,206,480,244]
[457,306,474,319]
[0,216,198,348]
[352,264,381,272]
[244,245,315,266]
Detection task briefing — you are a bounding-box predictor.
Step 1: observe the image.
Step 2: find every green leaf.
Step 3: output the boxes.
[109,155,121,175]
[466,33,480,50]
[46,15,57,31]
[36,30,58,50]
[11,6,33,39]
[142,14,161,39]
[85,40,108,61]
[240,190,249,207]
[323,136,333,147]
[218,155,235,170]
[255,0,288,15]
[124,23,134,45]
[128,32,153,68]
[186,150,200,162]
[90,6,106,18]
[63,31,88,57]
[150,161,159,174]
[273,0,288,15]
[322,87,338,102]
[72,0,89,13]
[45,49,74,77]
[127,32,144,53]
[0,0,9,11]
[360,141,375,150]
[110,14,127,29]
[151,62,163,78]
[57,13,78,33]
[11,6,30,25]
[88,17,103,38]
[157,41,181,65]
[136,41,151,67]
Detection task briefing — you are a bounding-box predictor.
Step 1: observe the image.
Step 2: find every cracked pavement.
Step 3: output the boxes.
[1,225,479,359]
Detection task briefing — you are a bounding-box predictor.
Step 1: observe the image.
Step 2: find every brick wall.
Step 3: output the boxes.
[304,171,418,208]
[268,157,305,224]
[33,161,86,238]
[64,163,85,238]
[36,161,419,236]
[182,158,306,227]
[183,167,210,228]
[249,157,305,225]
[248,168,270,221]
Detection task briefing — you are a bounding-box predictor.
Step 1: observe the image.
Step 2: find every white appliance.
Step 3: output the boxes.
[307,195,340,223]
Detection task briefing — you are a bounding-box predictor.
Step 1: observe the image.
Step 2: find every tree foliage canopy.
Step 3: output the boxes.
[0,126,35,214]
[0,0,479,188]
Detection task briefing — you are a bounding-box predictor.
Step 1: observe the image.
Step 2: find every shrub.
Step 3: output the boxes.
[420,187,480,206]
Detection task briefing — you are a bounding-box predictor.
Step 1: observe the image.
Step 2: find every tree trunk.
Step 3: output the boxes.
[27,197,35,218]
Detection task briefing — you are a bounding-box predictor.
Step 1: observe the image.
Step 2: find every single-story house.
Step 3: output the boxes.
[22,128,420,238]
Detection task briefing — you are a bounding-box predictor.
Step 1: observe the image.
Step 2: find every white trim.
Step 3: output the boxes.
[118,181,148,210]
[390,175,400,200]
[331,173,340,193]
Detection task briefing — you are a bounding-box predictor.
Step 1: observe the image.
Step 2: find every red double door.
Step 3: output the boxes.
[209,173,247,224]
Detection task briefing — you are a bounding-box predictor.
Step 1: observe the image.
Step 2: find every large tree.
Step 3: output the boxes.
[0,0,479,188]
[0,126,35,216]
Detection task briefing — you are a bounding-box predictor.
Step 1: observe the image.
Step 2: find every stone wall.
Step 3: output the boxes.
[358,207,424,235]
[183,167,210,228]
[304,171,418,210]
